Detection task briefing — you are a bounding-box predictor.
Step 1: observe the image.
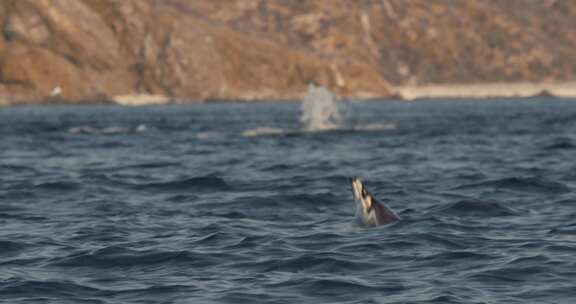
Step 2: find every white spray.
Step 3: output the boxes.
[300,83,342,131]
[241,83,395,137]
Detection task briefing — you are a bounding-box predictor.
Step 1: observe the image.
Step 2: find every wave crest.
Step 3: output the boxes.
[453,176,571,194]
[434,199,520,217]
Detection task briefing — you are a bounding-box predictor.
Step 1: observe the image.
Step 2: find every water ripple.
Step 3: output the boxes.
[2,101,576,303]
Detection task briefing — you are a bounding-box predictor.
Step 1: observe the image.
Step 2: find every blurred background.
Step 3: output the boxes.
[1,0,576,105]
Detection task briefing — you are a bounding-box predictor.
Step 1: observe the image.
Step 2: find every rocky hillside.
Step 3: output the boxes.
[1,0,576,105]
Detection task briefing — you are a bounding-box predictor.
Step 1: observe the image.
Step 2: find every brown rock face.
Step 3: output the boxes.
[1,0,576,104]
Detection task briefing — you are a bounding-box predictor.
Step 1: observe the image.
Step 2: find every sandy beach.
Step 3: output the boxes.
[395,82,576,100]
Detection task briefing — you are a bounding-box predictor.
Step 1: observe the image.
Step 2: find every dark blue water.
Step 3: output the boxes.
[1,99,576,303]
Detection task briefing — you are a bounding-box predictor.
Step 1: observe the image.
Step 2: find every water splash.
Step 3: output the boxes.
[241,127,285,137]
[300,84,342,131]
[68,124,148,135]
[241,84,396,137]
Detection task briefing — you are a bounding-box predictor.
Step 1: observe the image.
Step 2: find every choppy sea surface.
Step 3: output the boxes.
[1,99,576,303]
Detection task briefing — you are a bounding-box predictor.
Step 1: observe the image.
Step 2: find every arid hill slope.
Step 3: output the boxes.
[1,0,576,104]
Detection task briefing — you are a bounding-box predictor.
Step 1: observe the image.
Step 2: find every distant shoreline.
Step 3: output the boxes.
[2,82,576,107]
[394,82,576,101]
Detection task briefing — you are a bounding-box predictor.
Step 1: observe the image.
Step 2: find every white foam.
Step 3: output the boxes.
[135,124,148,132]
[241,127,286,137]
[195,131,221,139]
[68,124,148,135]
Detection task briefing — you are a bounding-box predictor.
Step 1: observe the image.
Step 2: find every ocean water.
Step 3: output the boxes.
[1,99,576,303]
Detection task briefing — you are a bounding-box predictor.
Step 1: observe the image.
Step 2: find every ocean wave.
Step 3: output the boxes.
[166,194,200,203]
[452,176,571,194]
[0,203,26,213]
[0,212,48,221]
[417,250,497,262]
[267,276,392,296]
[240,123,397,137]
[334,242,393,252]
[140,176,229,191]
[264,253,376,273]
[353,123,397,131]
[0,240,29,255]
[544,244,576,253]
[0,257,48,267]
[0,164,36,172]
[260,164,293,172]
[102,174,229,192]
[108,161,181,171]
[541,137,576,150]
[511,285,576,302]
[220,235,269,249]
[33,181,82,192]
[506,254,554,266]
[0,279,104,298]
[416,233,473,250]
[4,101,576,303]
[548,227,576,235]
[433,199,520,217]
[468,265,554,283]
[213,192,340,210]
[49,247,215,269]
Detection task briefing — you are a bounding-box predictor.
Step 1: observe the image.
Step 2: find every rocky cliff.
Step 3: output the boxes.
[1,0,576,105]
